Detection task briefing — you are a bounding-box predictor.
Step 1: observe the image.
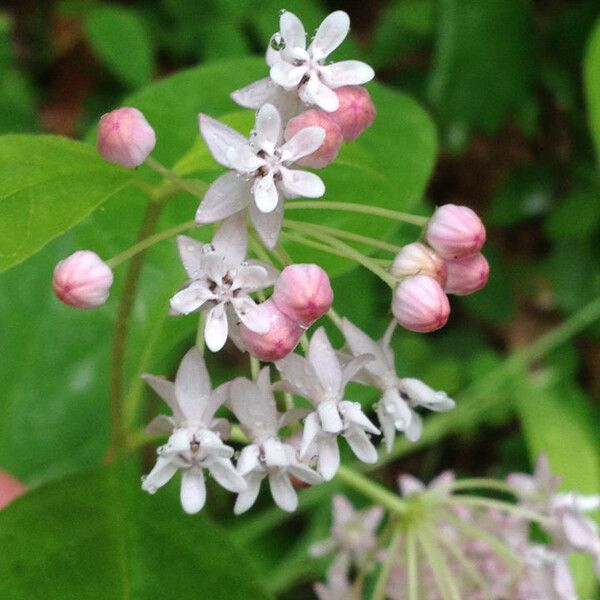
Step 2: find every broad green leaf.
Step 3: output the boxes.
[544,189,600,240]
[584,17,600,162]
[0,463,272,599]
[0,135,134,273]
[85,6,154,88]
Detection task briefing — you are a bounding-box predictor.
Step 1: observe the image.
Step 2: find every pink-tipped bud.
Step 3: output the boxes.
[272,264,333,327]
[240,299,303,362]
[392,275,450,333]
[328,86,376,141]
[53,250,113,309]
[425,204,486,260]
[390,242,448,286]
[444,253,489,296]
[97,107,156,168]
[284,110,344,168]
[0,469,27,509]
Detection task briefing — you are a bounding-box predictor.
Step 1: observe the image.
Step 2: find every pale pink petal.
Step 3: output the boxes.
[344,427,378,464]
[142,457,178,494]
[140,375,180,418]
[309,327,342,394]
[288,461,322,485]
[234,472,264,514]
[248,198,284,249]
[266,35,283,67]
[230,376,278,437]
[299,74,339,112]
[342,318,390,377]
[280,126,326,163]
[205,302,229,352]
[144,415,176,435]
[170,282,215,315]
[211,211,248,267]
[268,472,298,512]
[319,61,375,88]
[405,411,422,442]
[175,347,211,422]
[318,434,340,481]
[195,172,251,225]
[309,11,349,60]
[180,468,206,514]
[199,113,249,168]
[279,169,325,199]
[341,354,376,388]
[252,171,279,213]
[339,401,380,435]
[376,405,396,453]
[270,61,306,88]
[231,77,278,109]
[206,457,247,493]
[232,296,271,334]
[300,411,321,457]
[236,444,261,477]
[176,236,205,278]
[233,264,273,292]
[254,103,281,154]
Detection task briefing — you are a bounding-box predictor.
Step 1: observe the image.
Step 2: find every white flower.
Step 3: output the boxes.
[232,11,374,113]
[196,103,325,248]
[228,368,321,513]
[141,348,247,514]
[170,214,277,352]
[275,327,379,480]
[341,318,455,451]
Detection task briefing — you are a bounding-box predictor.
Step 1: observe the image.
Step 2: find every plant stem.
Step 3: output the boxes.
[286,200,429,226]
[145,156,207,200]
[418,528,461,600]
[250,355,260,379]
[106,200,164,461]
[371,526,402,600]
[196,311,207,354]
[449,478,517,495]
[406,527,418,600]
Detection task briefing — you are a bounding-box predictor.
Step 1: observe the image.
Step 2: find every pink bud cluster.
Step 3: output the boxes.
[240,264,333,361]
[284,86,376,169]
[391,204,488,333]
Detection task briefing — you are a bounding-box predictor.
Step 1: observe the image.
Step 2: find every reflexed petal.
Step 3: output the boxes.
[309,327,342,394]
[276,353,318,402]
[268,472,298,512]
[170,282,215,315]
[244,259,279,286]
[145,415,176,435]
[318,434,340,481]
[232,295,271,334]
[341,318,390,377]
[363,506,385,532]
[175,347,211,423]
[280,11,306,51]
[231,77,278,109]
[280,126,326,163]
[212,211,248,268]
[140,374,180,418]
[299,73,339,111]
[195,172,251,224]
[309,538,337,558]
[288,461,322,485]
[341,354,376,388]
[199,113,250,168]
[205,380,231,424]
[319,61,375,88]
[270,61,306,88]
[318,401,343,434]
[176,235,205,278]
[279,407,311,428]
[234,472,264,515]
[233,264,271,292]
[230,377,278,437]
[381,319,397,364]
[252,171,279,213]
[344,427,377,464]
[309,11,350,60]
[207,457,248,493]
[405,410,422,442]
[333,495,354,524]
[205,302,229,352]
[210,417,231,440]
[398,474,426,497]
[401,378,454,411]
[376,404,396,453]
[280,168,325,200]
[248,198,284,249]
[180,468,206,514]
[381,388,412,430]
[266,35,283,67]
[254,103,281,154]
[263,438,289,468]
[142,457,178,494]
[236,444,262,476]
[339,401,380,435]
[300,412,321,457]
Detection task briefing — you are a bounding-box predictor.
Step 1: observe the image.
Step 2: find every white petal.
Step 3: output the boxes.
[266,35,283,67]
[341,354,376,388]
[381,319,397,365]
[398,474,425,497]
[279,407,311,429]
[180,468,206,514]
[254,103,281,154]
[176,236,205,278]
[248,198,284,249]
[280,169,325,199]
[300,411,322,457]
[341,318,391,377]
[268,472,298,512]
[318,435,340,481]
[234,472,264,514]
[174,347,211,423]
[140,375,180,419]
[344,427,378,464]
[145,415,176,435]
[309,11,349,60]
[405,411,423,442]
[263,438,289,468]
[276,353,319,402]
[288,461,322,485]
[195,172,251,225]
[270,61,306,88]
[309,327,342,395]
[280,126,326,163]
[252,171,279,213]
[401,378,454,411]
[233,264,272,292]
[319,61,375,88]
[207,457,248,493]
[231,77,278,109]
[226,144,265,173]
[205,303,229,352]
[232,295,271,334]
[376,404,396,454]
[142,457,178,494]
[280,11,306,51]
[299,74,339,112]
[199,113,250,168]
[339,401,380,435]
[211,211,248,268]
[230,377,278,438]
[209,417,231,440]
[236,445,262,477]
[318,400,343,434]
[381,389,412,430]
[170,282,215,315]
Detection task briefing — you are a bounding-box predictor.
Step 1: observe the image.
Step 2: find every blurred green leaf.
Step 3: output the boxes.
[85,6,154,88]
[544,188,600,239]
[584,17,600,163]
[0,135,134,273]
[0,462,272,599]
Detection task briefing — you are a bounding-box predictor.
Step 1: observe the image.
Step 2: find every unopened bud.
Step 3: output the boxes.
[284,110,344,168]
[444,253,489,295]
[392,275,450,333]
[239,299,303,362]
[0,469,27,509]
[53,250,113,309]
[328,86,376,141]
[97,107,156,168]
[272,264,333,327]
[390,242,447,286]
[425,204,486,259]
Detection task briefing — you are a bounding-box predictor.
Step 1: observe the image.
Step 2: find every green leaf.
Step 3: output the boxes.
[584,17,600,163]
[0,135,134,273]
[0,462,272,599]
[85,6,154,88]
[544,189,600,240]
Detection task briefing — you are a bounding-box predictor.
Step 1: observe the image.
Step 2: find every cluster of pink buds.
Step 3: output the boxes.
[391,204,488,332]
[240,264,333,361]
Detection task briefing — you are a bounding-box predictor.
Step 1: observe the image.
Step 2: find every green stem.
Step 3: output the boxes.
[327,307,343,329]
[250,355,260,379]
[196,312,207,354]
[145,156,207,200]
[371,526,402,600]
[450,478,516,495]
[286,200,429,226]
[406,527,418,600]
[418,528,461,600]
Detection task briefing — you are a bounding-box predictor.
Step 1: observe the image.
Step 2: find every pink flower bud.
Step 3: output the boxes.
[284,110,344,168]
[272,264,333,327]
[444,253,489,295]
[53,250,113,309]
[239,299,303,362]
[97,107,156,168]
[328,86,376,141]
[425,204,486,259]
[390,242,447,286]
[392,275,450,333]
[0,469,27,509]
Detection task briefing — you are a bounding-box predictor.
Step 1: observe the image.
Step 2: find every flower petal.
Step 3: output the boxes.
[207,457,248,493]
[309,327,342,395]
[319,61,375,88]
[145,415,176,435]
[252,171,279,213]
[142,456,178,494]
[270,61,306,89]
[180,468,206,514]
[199,113,250,168]
[280,126,326,163]
[233,264,272,292]
[230,377,278,437]
[300,411,321,457]
[376,404,396,454]
[401,378,455,411]
[309,11,349,60]
[204,302,229,352]
[195,172,251,225]
[276,353,319,403]
[170,281,215,315]
[268,472,298,512]
[231,77,278,109]
[341,318,391,378]
[280,11,306,51]
[248,198,284,249]
[236,445,262,477]
[341,354,376,388]
[211,211,248,269]
[299,74,339,111]
[232,295,271,334]
[140,374,180,418]
[318,434,340,481]
[344,427,378,464]
[288,461,322,485]
[174,347,211,422]
[339,401,380,435]
[318,400,343,434]
[280,168,325,200]
[175,235,205,278]
[234,472,264,515]
[405,410,422,442]
[254,103,281,154]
